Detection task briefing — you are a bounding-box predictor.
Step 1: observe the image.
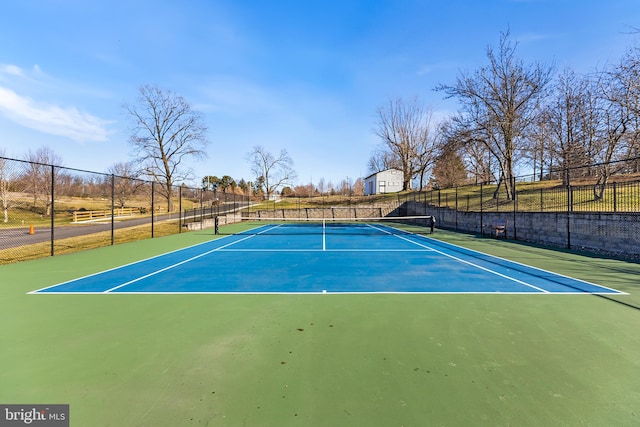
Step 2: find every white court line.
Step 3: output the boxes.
[30,290,621,295]
[32,222,626,296]
[366,224,551,293]
[102,225,282,293]
[414,231,627,295]
[322,219,326,251]
[220,248,433,252]
[27,228,265,294]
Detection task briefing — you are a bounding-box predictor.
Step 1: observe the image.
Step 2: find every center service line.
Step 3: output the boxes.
[322,219,326,251]
[366,224,550,293]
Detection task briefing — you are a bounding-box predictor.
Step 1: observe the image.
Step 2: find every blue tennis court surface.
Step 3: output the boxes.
[31,223,625,295]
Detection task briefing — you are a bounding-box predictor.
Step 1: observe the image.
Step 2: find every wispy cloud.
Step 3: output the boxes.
[0,63,111,142]
[0,64,23,77]
[0,64,47,87]
[0,86,110,142]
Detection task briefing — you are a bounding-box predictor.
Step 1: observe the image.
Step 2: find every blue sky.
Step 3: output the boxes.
[1,0,639,187]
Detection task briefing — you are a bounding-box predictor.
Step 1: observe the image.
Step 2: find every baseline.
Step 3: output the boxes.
[30,224,280,294]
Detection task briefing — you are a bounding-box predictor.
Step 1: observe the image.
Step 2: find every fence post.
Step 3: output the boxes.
[200,188,203,229]
[513,180,517,240]
[178,186,183,233]
[540,188,543,212]
[567,184,572,249]
[423,191,427,215]
[151,181,155,238]
[455,187,459,230]
[111,174,115,245]
[479,182,484,235]
[613,181,617,212]
[50,164,55,257]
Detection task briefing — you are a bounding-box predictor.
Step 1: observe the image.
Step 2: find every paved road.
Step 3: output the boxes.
[0,212,181,250]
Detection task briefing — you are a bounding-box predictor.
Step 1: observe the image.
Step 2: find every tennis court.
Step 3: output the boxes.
[30,219,623,295]
[3,220,640,426]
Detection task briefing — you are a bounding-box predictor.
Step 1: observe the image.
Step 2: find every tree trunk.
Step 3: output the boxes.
[492,176,503,200]
[402,166,411,191]
[166,183,173,212]
[593,174,608,201]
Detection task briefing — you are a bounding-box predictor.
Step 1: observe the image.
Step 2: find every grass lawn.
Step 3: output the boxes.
[1,227,640,426]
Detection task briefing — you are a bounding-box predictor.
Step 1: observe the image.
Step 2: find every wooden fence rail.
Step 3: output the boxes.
[72,208,137,223]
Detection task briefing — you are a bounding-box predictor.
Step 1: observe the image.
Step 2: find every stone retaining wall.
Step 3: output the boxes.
[406,200,640,259]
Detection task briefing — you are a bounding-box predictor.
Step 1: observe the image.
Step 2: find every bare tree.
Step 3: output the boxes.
[588,44,640,194]
[339,177,353,196]
[591,60,636,199]
[292,182,315,197]
[108,161,144,208]
[432,144,468,188]
[125,85,209,211]
[352,178,365,196]
[24,147,62,216]
[372,97,439,190]
[246,145,296,200]
[525,105,555,181]
[436,30,553,199]
[316,177,326,195]
[543,68,598,185]
[0,150,15,223]
[414,117,442,190]
[441,115,495,184]
[367,147,401,174]
[621,44,640,171]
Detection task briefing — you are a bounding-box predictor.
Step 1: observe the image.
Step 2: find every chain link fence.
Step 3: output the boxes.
[181,190,251,230]
[238,193,409,221]
[401,170,640,259]
[3,154,639,263]
[0,156,249,264]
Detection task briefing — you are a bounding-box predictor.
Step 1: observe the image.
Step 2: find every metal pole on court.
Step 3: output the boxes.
[50,164,55,257]
[179,186,183,233]
[151,181,155,238]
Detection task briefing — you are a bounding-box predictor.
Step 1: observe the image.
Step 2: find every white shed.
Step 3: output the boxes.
[364,169,404,195]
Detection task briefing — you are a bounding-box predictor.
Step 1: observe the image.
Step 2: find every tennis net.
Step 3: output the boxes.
[225,215,436,235]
